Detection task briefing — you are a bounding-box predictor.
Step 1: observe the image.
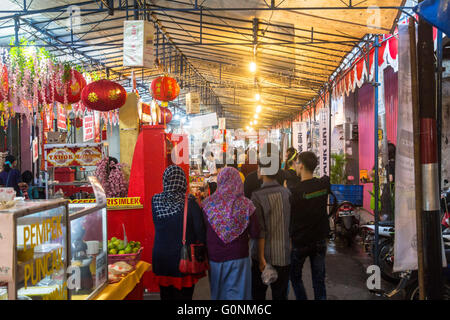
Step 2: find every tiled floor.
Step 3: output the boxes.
[144,238,399,300]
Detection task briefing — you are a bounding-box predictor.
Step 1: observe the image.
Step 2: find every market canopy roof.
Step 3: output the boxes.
[0,0,407,128]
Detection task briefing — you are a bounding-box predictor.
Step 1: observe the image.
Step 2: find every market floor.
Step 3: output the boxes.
[144,239,399,300]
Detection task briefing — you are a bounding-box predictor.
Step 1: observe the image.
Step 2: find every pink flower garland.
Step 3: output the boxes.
[94,157,128,198]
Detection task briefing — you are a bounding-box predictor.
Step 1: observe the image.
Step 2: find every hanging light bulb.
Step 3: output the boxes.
[255,93,260,101]
[249,61,257,73]
[256,105,262,113]
[254,120,258,125]
[254,114,258,119]
[250,121,253,126]
[246,126,250,131]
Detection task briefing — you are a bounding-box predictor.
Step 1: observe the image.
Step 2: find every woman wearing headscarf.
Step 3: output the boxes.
[202,167,260,300]
[0,155,22,195]
[152,165,207,300]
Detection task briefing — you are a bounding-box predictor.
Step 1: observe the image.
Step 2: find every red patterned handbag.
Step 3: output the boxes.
[179,193,209,275]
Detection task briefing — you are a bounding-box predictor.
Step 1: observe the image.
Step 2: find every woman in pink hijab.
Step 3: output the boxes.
[202,167,260,300]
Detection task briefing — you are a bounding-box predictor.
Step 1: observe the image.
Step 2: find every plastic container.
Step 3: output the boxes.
[330,184,364,206]
[108,247,143,268]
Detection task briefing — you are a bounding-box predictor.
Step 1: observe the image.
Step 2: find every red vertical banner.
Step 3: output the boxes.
[57,105,67,130]
[83,112,94,142]
[94,111,101,143]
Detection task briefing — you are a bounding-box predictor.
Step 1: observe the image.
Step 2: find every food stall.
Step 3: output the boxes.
[0,196,109,300]
[0,179,150,300]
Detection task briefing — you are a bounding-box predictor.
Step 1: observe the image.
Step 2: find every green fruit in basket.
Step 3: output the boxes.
[124,247,132,254]
[113,240,121,248]
[109,248,117,255]
[129,241,135,247]
[118,250,125,255]
[135,241,141,248]
[118,244,125,251]
[111,237,117,242]
[132,247,139,253]
[107,243,114,250]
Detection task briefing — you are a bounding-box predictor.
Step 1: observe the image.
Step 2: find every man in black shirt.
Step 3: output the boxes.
[290,151,330,300]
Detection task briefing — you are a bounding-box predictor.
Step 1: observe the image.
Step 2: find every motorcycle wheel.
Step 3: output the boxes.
[405,281,420,300]
[405,281,450,300]
[376,239,401,284]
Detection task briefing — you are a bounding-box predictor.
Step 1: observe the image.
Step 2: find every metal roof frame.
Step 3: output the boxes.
[0,0,410,127]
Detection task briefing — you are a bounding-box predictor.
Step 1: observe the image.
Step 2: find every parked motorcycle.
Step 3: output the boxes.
[370,241,450,300]
[360,221,399,283]
[328,192,361,246]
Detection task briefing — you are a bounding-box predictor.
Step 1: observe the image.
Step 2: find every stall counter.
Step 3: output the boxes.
[72,261,151,300]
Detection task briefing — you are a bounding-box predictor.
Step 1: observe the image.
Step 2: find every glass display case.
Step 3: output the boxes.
[68,203,108,300]
[0,199,69,300]
[0,197,107,300]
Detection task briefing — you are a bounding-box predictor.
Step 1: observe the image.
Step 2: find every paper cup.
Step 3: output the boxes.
[86,241,100,255]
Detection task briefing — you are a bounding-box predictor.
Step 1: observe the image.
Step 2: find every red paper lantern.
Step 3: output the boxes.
[0,65,8,102]
[150,76,180,103]
[54,69,86,104]
[81,79,127,112]
[159,107,172,125]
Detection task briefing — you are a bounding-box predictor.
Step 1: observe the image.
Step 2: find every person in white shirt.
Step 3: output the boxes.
[205,154,218,194]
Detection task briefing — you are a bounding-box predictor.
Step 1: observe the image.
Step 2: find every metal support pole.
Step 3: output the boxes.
[14,15,20,46]
[133,0,138,20]
[436,30,443,192]
[373,35,380,266]
[328,85,332,177]
[417,9,443,300]
[200,7,202,44]
[70,8,73,46]
[409,17,426,301]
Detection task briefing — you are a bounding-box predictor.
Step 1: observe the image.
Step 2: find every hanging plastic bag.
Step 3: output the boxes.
[261,264,278,285]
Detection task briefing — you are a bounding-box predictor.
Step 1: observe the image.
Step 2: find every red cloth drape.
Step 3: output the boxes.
[358,83,375,212]
[384,67,398,144]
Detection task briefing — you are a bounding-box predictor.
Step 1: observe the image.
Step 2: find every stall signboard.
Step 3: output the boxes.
[319,108,329,176]
[69,197,143,210]
[360,169,369,181]
[218,117,226,130]
[46,145,102,167]
[83,113,94,142]
[292,121,308,153]
[186,92,200,114]
[123,20,154,68]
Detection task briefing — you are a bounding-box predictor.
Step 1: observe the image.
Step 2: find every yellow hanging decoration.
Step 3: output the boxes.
[1,115,4,127]
[0,102,4,112]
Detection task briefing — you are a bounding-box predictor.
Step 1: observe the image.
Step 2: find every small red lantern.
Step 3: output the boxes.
[75,117,83,128]
[159,107,173,125]
[81,79,127,112]
[150,76,180,105]
[0,65,8,102]
[54,69,86,104]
